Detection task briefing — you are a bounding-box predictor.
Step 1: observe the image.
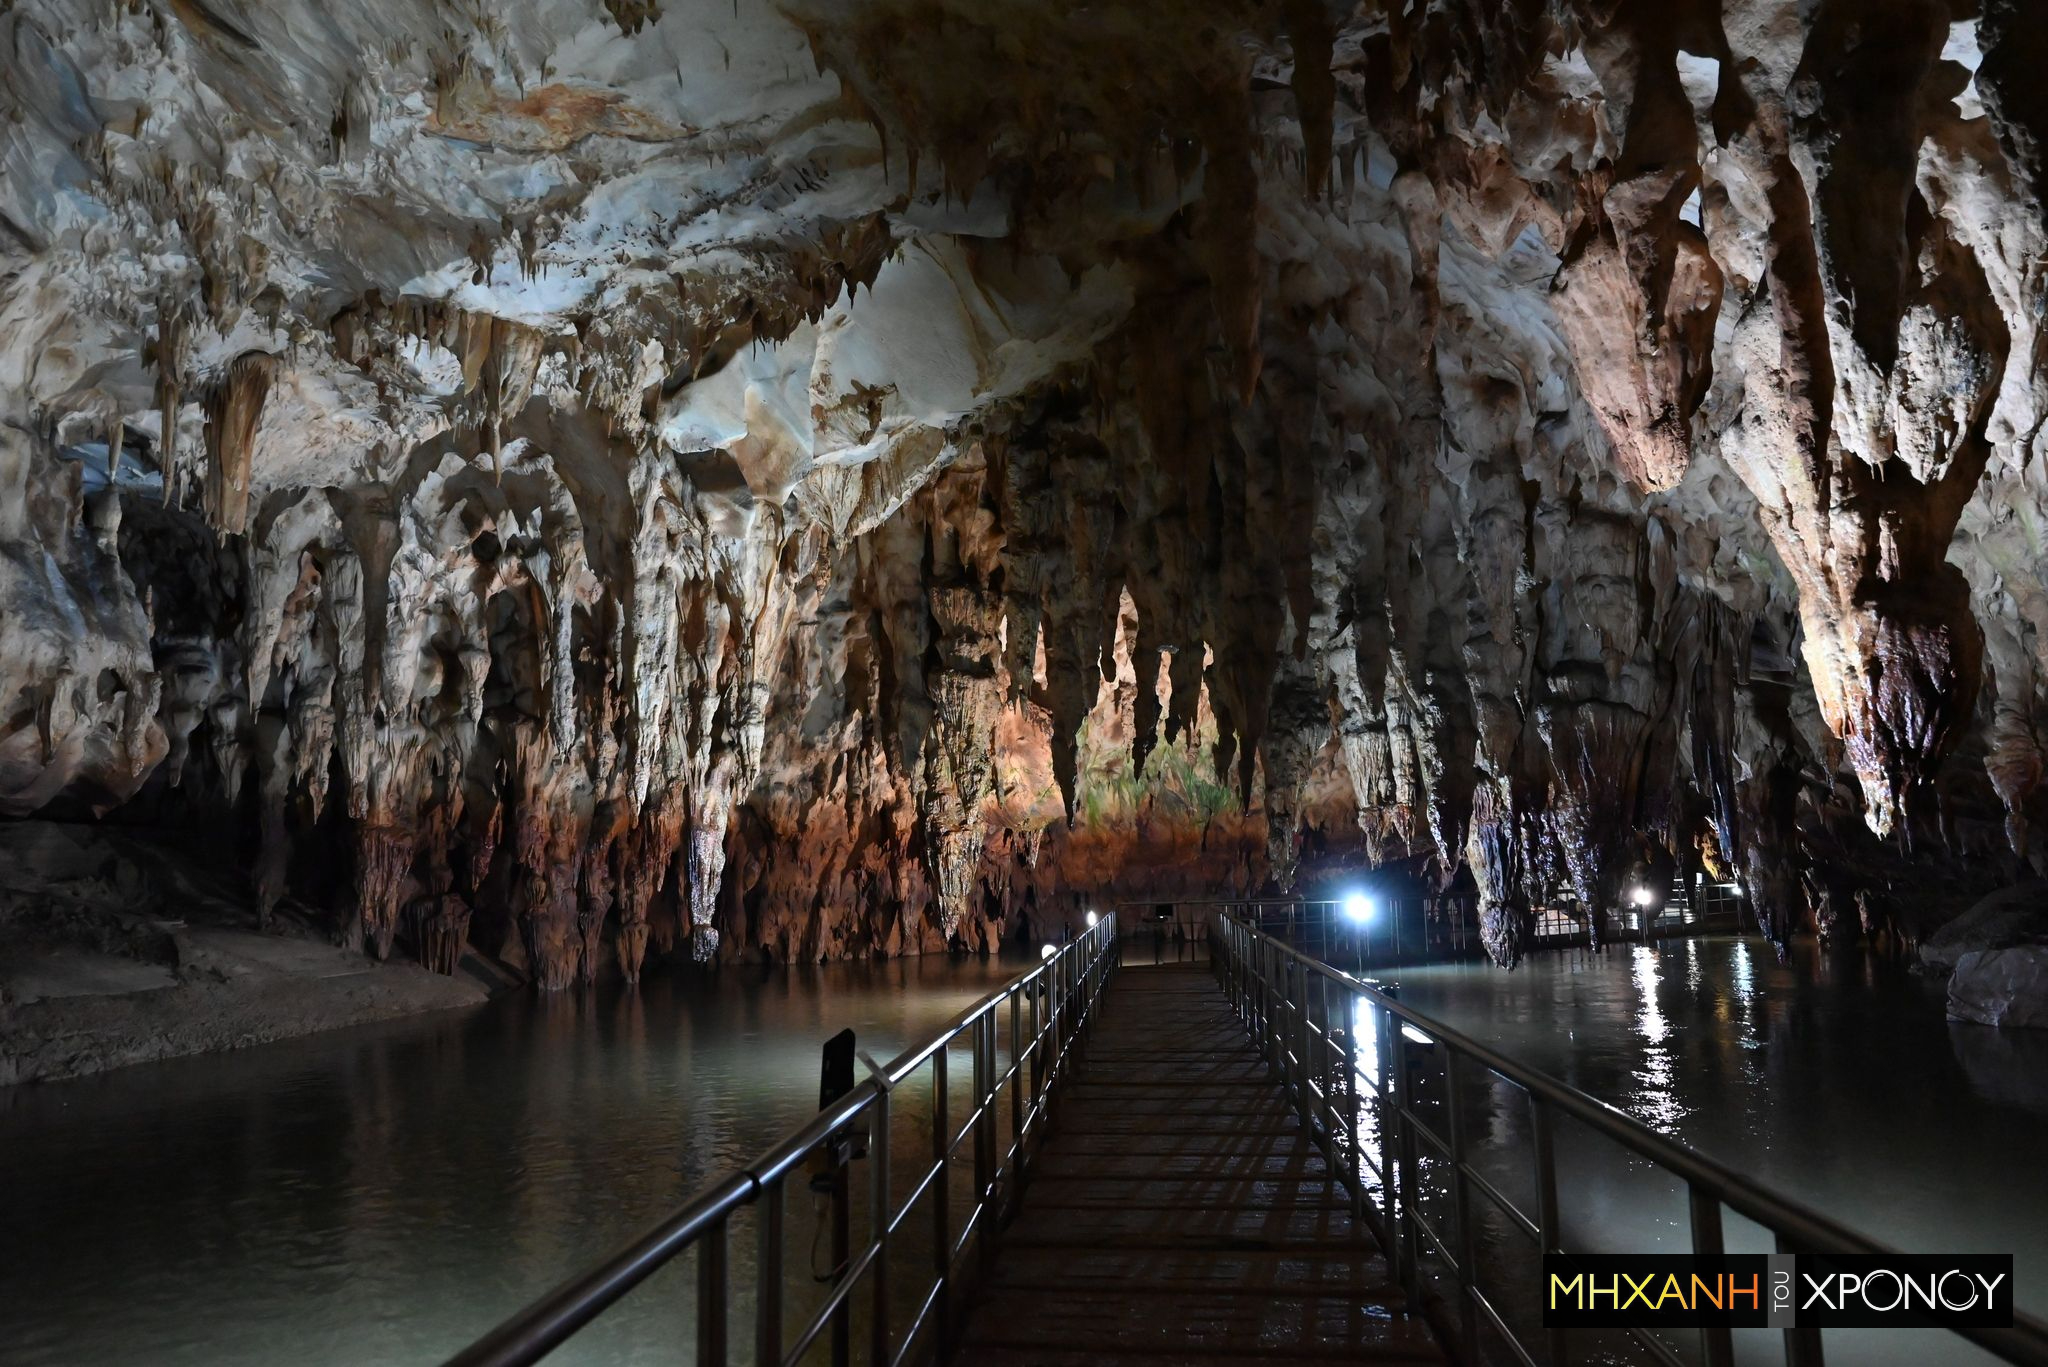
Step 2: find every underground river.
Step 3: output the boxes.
[2,934,2042,1366]
[1383,936,2048,1365]
[0,953,1032,1367]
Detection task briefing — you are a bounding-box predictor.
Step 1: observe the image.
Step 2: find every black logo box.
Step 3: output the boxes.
[1542,1254,2014,1329]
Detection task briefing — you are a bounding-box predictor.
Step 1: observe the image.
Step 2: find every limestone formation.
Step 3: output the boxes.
[2,0,2044,985]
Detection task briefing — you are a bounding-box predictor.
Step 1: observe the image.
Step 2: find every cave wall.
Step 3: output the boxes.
[1,0,2043,984]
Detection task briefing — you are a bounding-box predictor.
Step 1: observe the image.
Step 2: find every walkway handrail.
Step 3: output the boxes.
[1212,911,2048,1367]
[446,914,1119,1367]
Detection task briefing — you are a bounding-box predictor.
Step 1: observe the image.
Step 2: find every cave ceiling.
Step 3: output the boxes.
[2,0,2044,982]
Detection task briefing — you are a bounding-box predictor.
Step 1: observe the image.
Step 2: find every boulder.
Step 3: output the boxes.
[1947,947,2048,1030]
[1920,884,2048,974]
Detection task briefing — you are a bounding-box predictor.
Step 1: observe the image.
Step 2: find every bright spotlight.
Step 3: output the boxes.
[1341,892,1374,925]
[1400,1024,1434,1047]
[1040,943,1057,961]
[1085,910,1100,928]
[1629,886,1653,908]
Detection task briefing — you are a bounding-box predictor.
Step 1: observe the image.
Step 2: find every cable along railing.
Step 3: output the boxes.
[1210,910,2048,1367]
[445,914,1119,1367]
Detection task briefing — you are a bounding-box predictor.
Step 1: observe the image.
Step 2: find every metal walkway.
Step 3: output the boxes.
[446,911,2048,1367]
[955,964,1442,1365]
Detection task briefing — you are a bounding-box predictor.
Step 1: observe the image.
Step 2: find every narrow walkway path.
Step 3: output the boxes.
[957,962,1443,1365]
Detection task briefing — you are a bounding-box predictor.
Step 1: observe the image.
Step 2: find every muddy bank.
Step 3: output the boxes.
[0,823,493,1086]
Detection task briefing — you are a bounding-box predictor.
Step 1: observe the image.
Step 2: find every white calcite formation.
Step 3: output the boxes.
[2,0,2044,985]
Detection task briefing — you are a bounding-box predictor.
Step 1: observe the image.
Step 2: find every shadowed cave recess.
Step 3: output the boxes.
[3,0,2045,993]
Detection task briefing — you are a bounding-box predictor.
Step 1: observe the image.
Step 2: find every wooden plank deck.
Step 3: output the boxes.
[956,963,1443,1365]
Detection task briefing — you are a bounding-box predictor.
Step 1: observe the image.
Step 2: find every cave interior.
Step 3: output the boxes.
[3,0,2046,995]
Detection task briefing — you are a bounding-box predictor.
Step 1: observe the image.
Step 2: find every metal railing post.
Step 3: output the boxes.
[1386,988,1422,1309]
[1532,1095,1568,1367]
[1294,959,1312,1123]
[1048,956,1059,1078]
[1344,985,1364,1221]
[1046,959,1060,1093]
[1063,943,1076,1054]
[1690,1184,1734,1367]
[1008,989,1024,1213]
[1280,957,1296,1105]
[696,1214,728,1367]
[1239,922,1250,1016]
[755,1180,783,1366]
[1370,993,1397,1270]
[1222,918,1234,1008]
[830,1157,851,1367]
[1051,952,1065,1065]
[973,1012,994,1278]
[1245,934,1261,1057]
[1253,938,1267,1062]
[1233,922,1246,1017]
[932,1043,952,1354]
[1315,972,1332,1149]
[1278,947,1292,1085]
[1372,1002,1397,1265]
[870,1083,891,1367]
[1264,943,1282,1077]
[1029,971,1044,1100]
[1240,922,1252,1020]
[1269,946,1286,1082]
[1446,1050,1480,1352]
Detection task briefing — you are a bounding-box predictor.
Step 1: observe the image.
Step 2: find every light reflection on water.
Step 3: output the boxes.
[1629,946,1684,1135]
[1377,935,2048,1365]
[8,935,2044,1367]
[0,953,1032,1367]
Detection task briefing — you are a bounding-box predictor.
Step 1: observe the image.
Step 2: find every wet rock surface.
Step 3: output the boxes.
[1949,947,2048,1030]
[1921,883,2048,974]
[0,0,2044,997]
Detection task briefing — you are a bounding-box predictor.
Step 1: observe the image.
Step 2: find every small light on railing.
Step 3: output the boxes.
[1040,943,1057,961]
[1085,909,1100,928]
[1342,892,1374,925]
[1629,886,1654,908]
[1400,1024,1434,1046]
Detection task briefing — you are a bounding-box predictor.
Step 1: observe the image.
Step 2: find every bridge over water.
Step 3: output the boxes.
[447,914,2048,1367]
[952,961,1436,1364]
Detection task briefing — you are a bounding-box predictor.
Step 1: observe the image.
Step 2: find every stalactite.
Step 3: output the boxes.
[615,789,680,980]
[687,778,734,962]
[202,352,276,537]
[510,721,585,990]
[4,0,2044,986]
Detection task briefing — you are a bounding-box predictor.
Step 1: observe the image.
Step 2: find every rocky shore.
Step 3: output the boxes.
[0,823,492,1087]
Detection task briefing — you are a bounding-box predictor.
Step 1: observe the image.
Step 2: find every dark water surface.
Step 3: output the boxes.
[1383,936,2048,1364]
[4,936,2043,1367]
[0,954,1029,1366]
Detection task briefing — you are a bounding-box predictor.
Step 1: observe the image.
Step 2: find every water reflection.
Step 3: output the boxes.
[1949,1019,2048,1116]
[1388,936,2048,1326]
[0,953,1031,1366]
[1350,995,1387,1201]
[1629,946,1684,1134]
